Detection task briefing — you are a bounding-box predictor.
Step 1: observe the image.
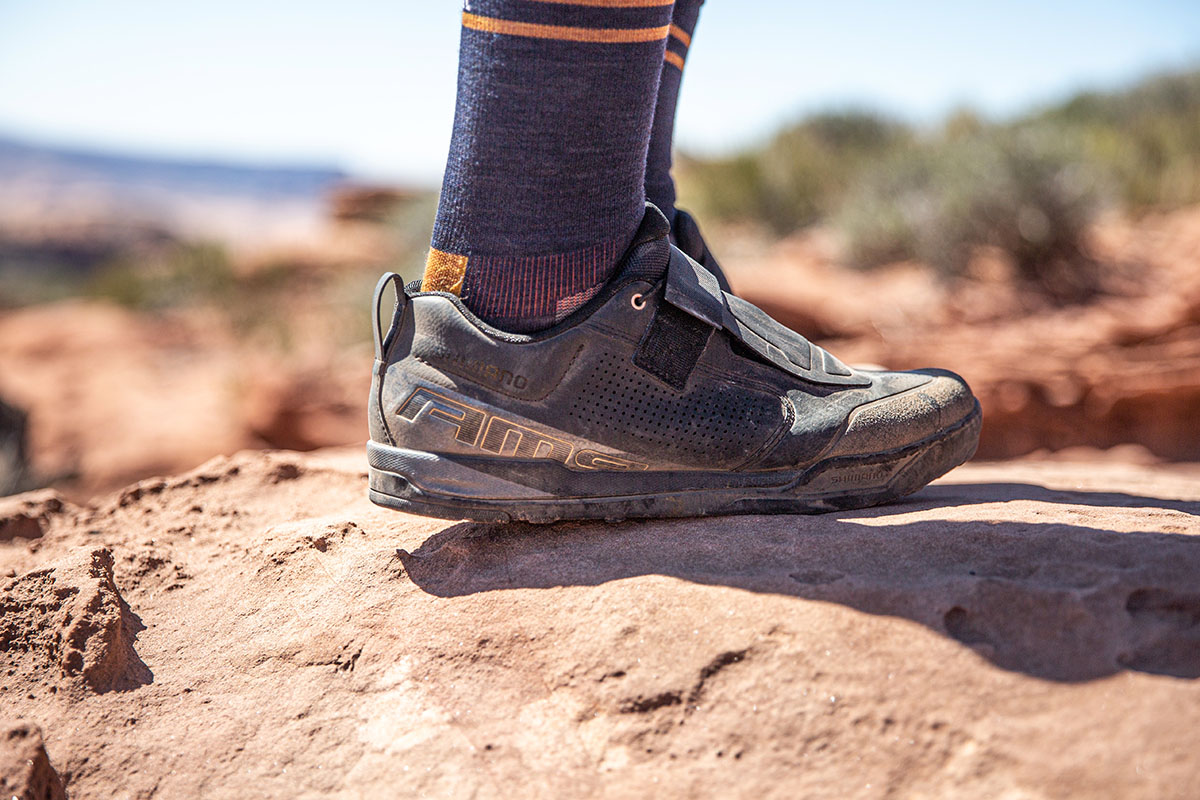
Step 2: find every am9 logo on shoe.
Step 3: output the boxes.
[396,386,648,472]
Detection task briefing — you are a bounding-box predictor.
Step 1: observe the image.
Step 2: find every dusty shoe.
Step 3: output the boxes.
[367,206,980,522]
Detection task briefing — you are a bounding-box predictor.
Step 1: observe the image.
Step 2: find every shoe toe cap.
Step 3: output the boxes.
[826,368,978,458]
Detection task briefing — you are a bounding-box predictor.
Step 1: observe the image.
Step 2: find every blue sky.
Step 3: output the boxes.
[0,0,1197,184]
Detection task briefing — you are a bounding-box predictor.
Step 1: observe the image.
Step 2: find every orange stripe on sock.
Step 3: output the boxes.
[462,12,669,43]
[422,248,468,295]
[663,50,685,70]
[526,0,673,6]
[668,23,692,47]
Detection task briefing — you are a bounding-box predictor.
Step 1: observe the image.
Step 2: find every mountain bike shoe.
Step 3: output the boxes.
[367,205,981,522]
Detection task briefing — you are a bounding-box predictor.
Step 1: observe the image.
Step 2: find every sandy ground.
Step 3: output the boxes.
[1,448,1197,798]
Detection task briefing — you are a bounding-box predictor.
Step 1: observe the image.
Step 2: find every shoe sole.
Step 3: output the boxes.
[367,401,982,523]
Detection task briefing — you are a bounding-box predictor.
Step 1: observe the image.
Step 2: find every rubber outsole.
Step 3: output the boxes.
[366,401,982,523]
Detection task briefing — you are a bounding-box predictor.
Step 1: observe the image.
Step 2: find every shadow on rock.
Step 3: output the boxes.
[396,483,1200,683]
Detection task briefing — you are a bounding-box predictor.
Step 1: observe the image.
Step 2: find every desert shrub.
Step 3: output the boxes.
[86,242,235,309]
[676,110,910,233]
[679,68,1199,244]
[675,152,768,226]
[836,128,1109,300]
[1030,70,1200,210]
[0,266,88,308]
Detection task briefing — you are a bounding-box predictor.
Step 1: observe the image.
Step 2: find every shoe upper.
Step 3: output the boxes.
[370,206,975,476]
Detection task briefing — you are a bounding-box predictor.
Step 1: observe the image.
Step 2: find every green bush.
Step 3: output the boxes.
[836,129,1109,300]
[85,242,235,310]
[677,110,909,234]
[1031,71,1200,210]
[677,68,1200,299]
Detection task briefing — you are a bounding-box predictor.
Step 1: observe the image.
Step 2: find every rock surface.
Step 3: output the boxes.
[1,448,1197,797]
[0,723,66,800]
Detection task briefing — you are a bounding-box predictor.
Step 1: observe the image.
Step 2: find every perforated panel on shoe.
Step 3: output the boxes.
[566,351,784,468]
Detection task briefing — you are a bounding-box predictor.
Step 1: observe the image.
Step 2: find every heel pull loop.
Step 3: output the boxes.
[372,272,406,362]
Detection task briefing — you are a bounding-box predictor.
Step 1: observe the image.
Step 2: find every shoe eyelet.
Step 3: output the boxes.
[630,293,646,310]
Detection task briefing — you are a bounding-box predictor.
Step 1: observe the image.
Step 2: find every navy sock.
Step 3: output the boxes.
[424,0,673,333]
[645,0,703,224]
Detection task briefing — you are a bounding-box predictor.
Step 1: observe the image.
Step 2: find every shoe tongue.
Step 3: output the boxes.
[616,203,672,284]
[671,209,704,262]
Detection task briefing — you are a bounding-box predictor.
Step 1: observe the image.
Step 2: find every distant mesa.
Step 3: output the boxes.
[0,134,347,200]
[0,133,353,266]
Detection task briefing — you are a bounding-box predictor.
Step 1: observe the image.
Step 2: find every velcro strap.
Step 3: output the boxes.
[633,301,712,391]
[664,246,726,329]
[661,245,869,387]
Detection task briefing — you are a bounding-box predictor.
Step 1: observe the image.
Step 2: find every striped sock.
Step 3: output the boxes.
[424,0,673,333]
[645,0,703,223]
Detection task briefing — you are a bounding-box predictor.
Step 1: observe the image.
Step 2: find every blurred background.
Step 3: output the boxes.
[1,0,1198,499]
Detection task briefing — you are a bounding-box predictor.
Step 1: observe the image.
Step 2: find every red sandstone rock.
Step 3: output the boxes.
[0,448,1196,797]
[0,723,66,800]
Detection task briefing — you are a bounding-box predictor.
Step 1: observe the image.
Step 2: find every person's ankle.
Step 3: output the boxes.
[453,239,625,333]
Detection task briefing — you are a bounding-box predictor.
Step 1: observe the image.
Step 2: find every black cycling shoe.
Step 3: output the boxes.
[367,206,980,522]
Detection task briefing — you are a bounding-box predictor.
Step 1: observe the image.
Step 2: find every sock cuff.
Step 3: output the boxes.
[458,238,626,331]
